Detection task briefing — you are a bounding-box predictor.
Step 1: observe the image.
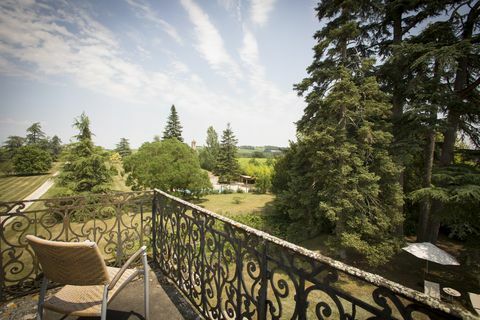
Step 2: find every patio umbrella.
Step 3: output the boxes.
[402,242,460,274]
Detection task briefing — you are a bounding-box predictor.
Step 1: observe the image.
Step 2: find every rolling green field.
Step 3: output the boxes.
[0,162,61,202]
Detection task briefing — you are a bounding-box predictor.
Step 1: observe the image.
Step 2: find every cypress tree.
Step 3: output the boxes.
[163,105,183,142]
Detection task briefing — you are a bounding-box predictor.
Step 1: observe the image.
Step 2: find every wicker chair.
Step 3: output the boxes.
[26,235,149,320]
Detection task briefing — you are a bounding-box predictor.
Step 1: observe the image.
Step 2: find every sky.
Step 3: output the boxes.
[0,0,320,149]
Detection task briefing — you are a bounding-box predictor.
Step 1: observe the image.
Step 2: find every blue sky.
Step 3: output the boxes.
[0,0,320,149]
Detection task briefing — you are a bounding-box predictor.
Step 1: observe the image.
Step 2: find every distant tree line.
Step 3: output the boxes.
[0,122,61,175]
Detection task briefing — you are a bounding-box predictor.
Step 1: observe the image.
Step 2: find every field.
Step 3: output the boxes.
[0,162,61,202]
[237,157,269,167]
[195,193,274,216]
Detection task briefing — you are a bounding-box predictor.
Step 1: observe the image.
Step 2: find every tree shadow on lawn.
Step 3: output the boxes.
[0,172,50,178]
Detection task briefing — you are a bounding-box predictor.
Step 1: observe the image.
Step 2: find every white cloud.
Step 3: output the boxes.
[125,0,183,45]
[0,0,303,146]
[217,0,243,22]
[180,0,242,80]
[250,0,276,27]
[0,0,153,101]
[239,28,298,113]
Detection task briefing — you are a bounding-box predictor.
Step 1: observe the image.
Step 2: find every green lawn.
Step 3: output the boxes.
[0,162,61,202]
[194,193,274,217]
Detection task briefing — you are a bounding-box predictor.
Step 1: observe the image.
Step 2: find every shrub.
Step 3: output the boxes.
[13,145,52,175]
[232,196,243,204]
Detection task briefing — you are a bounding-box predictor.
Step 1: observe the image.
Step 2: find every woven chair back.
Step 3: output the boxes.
[26,235,110,286]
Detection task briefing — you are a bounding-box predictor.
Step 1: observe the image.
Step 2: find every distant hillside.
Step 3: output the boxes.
[237,146,286,158]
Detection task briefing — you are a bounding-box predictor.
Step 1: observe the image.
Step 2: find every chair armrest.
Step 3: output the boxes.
[108,245,147,290]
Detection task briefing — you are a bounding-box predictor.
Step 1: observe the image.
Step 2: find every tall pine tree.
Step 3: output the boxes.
[163,105,183,142]
[274,2,403,265]
[215,123,240,184]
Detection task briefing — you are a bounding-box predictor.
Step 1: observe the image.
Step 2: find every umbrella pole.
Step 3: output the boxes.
[426,260,429,275]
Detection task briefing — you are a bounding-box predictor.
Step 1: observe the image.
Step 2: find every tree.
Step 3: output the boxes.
[124,139,211,197]
[57,113,111,194]
[215,123,240,184]
[3,136,25,156]
[115,138,132,158]
[73,112,93,141]
[199,126,220,171]
[26,122,46,144]
[163,105,183,142]
[13,145,52,175]
[49,135,62,160]
[275,1,404,265]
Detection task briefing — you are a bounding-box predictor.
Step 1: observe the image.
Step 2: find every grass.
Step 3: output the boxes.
[0,162,61,202]
[194,193,275,217]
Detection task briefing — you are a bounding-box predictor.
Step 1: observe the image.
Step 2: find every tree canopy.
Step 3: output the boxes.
[124,139,211,197]
[13,145,52,175]
[26,122,46,145]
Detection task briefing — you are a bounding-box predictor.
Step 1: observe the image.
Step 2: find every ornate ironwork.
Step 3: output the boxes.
[0,191,153,301]
[152,189,470,320]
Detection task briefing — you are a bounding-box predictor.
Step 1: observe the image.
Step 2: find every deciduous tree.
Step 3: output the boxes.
[13,145,52,175]
[124,139,211,197]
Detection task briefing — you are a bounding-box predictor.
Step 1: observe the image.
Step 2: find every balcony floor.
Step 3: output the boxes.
[0,263,200,320]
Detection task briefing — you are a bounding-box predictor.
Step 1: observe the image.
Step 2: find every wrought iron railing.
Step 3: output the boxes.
[1,189,474,318]
[152,189,472,320]
[0,191,153,301]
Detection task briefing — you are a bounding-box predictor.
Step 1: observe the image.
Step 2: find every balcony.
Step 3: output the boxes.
[0,190,475,319]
